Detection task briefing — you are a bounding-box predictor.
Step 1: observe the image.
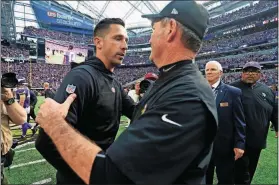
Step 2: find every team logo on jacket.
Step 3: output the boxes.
[111,87,115,93]
[262,92,266,97]
[66,84,76,94]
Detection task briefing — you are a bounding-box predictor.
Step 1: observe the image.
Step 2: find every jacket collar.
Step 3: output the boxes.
[158,60,193,77]
[84,56,114,76]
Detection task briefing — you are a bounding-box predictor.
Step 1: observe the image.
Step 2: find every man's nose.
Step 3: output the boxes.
[122,40,128,50]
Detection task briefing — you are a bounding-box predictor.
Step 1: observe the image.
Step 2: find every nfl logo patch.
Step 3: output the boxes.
[66,84,76,94]
[111,87,115,93]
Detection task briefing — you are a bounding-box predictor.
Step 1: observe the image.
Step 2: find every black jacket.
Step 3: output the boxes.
[230,80,278,149]
[213,82,246,155]
[35,57,135,184]
[106,60,218,184]
[44,89,55,99]
[29,90,37,107]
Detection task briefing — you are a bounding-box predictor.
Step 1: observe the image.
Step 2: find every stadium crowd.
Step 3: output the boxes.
[197,47,278,68]
[23,26,91,45]
[22,15,277,46]
[1,61,277,88]
[1,45,29,58]
[1,0,277,88]
[209,0,278,26]
[20,1,277,46]
[8,26,278,64]
[1,62,70,90]
[200,28,278,53]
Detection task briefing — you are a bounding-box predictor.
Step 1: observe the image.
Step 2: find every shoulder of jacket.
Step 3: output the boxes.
[226,84,241,92]
[70,65,99,79]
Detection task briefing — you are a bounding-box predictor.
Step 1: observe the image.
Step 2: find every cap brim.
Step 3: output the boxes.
[141,13,164,20]
[243,66,261,70]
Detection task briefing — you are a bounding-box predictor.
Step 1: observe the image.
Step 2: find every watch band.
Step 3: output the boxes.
[4,98,15,105]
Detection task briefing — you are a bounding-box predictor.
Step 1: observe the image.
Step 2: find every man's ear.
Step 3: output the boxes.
[167,19,178,42]
[93,37,103,50]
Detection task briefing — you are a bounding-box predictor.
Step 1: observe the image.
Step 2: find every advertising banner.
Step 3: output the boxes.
[31,1,93,31]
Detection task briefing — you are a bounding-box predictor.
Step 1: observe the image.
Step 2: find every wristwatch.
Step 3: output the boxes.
[4,98,15,105]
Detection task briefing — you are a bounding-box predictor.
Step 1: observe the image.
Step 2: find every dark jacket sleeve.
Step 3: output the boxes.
[106,88,217,184]
[30,91,37,107]
[231,87,246,150]
[35,68,95,174]
[270,92,278,132]
[121,87,136,119]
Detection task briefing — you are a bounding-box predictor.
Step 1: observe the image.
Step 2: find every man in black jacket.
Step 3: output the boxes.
[43,82,55,99]
[35,18,135,184]
[35,1,217,184]
[27,85,38,136]
[230,61,278,184]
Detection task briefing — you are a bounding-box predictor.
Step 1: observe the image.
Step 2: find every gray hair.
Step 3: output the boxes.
[206,61,223,72]
[160,18,202,53]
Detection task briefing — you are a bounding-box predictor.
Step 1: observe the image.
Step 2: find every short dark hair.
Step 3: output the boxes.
[93,18,125,38]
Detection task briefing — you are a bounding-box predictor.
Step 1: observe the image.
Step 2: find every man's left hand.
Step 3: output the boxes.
[275,132,278,138]
[234,148,244,160]
[36,93,76,131]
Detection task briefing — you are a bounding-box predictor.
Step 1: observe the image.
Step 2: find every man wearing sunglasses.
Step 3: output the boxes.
[230,61,278,184]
